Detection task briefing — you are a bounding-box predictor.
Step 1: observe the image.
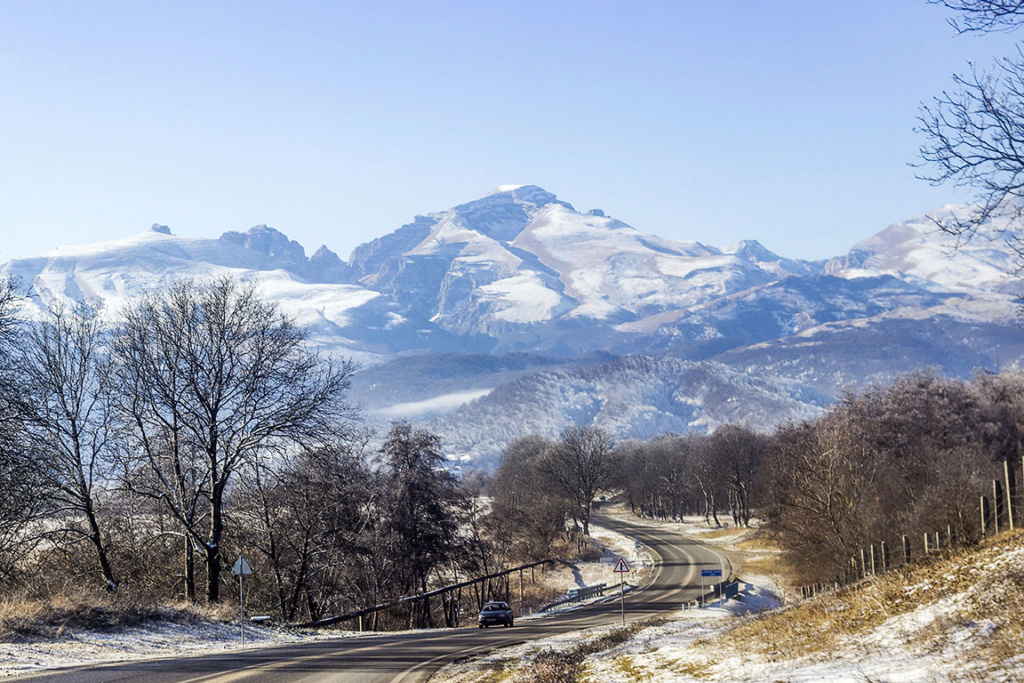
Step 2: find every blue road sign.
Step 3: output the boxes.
[701,569,722,577]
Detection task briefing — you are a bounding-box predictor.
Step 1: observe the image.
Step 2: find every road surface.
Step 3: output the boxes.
[12,511,730,682]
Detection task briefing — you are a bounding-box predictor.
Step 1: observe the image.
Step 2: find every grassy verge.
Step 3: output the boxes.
[0,590,236,641]
[507,617,667,683]
[702,530,1024,676]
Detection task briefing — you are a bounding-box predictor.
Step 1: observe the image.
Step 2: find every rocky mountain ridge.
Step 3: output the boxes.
[4,186,1022,467]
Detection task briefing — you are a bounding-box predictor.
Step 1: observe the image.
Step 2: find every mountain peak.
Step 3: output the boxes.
[723,239,780,262]
[150,224,172,236]
[219,225,307,264]
[481,184,564,208]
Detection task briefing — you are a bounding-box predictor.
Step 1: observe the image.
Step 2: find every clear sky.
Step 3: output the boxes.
[1,1,1020,263]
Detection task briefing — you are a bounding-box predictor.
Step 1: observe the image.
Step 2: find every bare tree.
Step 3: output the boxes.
[708,425,767,528]
[615,436,698,522]
[235,441,375,621]
[918,1,1024,262]
[0,279,26,438]
[916,54,1024,262]
[690,436,724,528]
[931,0,1024,33]
[0,279,44,581]
[22,301,119,590]
[111,276,357,603]
[487,435,569,563]
[539,425,615,536]
[762,416,877,581]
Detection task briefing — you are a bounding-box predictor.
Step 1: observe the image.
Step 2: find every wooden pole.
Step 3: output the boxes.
[902,535,911,565]
[994,480,1003,534]
[981,496,989,537]
[519,570,524,614]
[1005,460,1016,531]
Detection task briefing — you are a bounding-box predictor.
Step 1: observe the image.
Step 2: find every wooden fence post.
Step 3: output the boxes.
[981,496,989,537]
[869,545,877,575]
[994,480,1003,534]
[924,533,930,555]
[902,535,911,565]
[1005,460,1015,531]
[881,541,889,572]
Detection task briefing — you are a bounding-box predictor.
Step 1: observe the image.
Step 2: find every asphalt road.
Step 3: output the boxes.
[12,512,731,683]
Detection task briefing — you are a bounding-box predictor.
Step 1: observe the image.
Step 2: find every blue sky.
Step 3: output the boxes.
[1,1,1020,262]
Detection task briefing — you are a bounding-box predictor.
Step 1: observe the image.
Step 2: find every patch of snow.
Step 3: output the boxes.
[375,388,493,419]
[0,620,364,678]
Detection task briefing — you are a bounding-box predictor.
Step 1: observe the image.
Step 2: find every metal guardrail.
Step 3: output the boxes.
[568,583,607,601]
[541,582,609,611]
[298,558,556,628]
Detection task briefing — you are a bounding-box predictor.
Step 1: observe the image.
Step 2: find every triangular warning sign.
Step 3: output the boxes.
[232,555,253,576]
[612,557,631,573]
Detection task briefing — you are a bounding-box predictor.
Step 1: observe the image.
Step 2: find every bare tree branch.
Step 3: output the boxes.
[931,0,1024,33]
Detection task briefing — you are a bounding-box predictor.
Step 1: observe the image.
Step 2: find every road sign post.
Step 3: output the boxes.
[232,555,253,644]
[613,556,631,626]
[700,568,722,607]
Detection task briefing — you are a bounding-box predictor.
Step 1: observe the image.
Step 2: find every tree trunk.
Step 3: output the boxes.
[84,497,116,590]
[207,485,225,603]
[184,536,195,603]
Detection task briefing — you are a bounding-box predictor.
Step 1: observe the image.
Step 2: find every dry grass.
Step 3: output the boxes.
[696,528,745,541]
[735,553,787,579]
[0,588,236,641]
[711,530,1024,670]
[732,531,779,552]
[505,618,667,683]
[448,527,1024,682]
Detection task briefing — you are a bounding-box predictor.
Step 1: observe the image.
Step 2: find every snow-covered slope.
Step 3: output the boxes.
[350,185,808,346]
[3,189,1023,466]
[826,204,1021,296]
[0,224,439,360]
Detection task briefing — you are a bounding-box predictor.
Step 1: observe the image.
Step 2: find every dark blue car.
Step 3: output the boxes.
[478,601,514,628]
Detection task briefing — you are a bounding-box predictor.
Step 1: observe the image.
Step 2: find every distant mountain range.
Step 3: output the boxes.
[4,185,1023,468]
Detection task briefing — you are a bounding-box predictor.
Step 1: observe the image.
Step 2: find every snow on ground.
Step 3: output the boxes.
[441,573,784,682]
[0,620,360,678]
[0,517,653,677]
[442,514,1024,682]
[516,519,658,621]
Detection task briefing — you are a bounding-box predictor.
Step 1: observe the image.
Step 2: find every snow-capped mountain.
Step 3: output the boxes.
[349,185,811,351]
[3,186,1023,467]
[1,223,456,361]
[825,205,1019,295]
